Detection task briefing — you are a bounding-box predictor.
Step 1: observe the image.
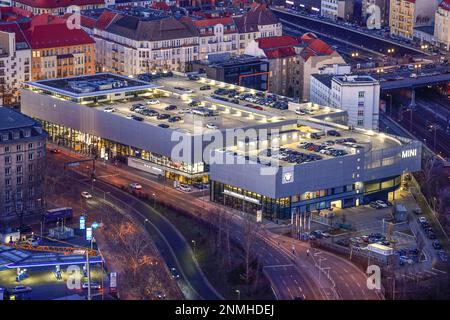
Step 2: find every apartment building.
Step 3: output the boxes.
[296,33,346,101]
[389,0,440,39]
[434,0,450,50]
[93,13,199,74]
[0,26,31,104]
[244,35,300,96]
[330,75,380,130]
[0,107,47,222]
[232,3,283,53]
[25,14,95,80]
[190,17,239,61]
[85,4,281,74]
[244,33,345,99]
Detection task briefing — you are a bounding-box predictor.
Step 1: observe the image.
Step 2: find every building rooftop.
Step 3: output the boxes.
[312,74,333,88]
[26,73,161,98]
[0,107,36,130]
[24,72,344,135]
[333,75,378,84]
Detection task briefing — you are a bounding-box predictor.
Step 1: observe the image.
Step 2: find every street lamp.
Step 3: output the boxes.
[386,93,393,118]
[376,68,384,80]
[235,289,240,300]
[429,124,438,151]
[191,240,196,256]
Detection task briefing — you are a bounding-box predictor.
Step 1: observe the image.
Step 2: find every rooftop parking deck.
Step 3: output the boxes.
[220,121,404,167]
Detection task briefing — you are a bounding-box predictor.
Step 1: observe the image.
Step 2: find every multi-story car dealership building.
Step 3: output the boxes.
[21,73,422,221]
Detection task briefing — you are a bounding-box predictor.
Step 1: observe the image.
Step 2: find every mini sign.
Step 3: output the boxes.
[401,149,417,159]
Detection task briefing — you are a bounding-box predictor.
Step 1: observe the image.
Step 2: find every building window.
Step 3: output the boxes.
[358,91,365,98]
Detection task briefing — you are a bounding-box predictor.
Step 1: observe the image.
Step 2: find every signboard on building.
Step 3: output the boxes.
[86,227,92,241]
[110,272,117,293]
[80,216,85,230]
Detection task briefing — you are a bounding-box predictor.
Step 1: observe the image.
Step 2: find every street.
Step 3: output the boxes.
[46,144,381,300]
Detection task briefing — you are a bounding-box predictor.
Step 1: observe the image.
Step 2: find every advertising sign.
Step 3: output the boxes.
[80,216,85,230]
[86,227,92,241]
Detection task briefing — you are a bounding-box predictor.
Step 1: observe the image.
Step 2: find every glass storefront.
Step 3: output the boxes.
[211,181,291,221]
[41,120,208,184]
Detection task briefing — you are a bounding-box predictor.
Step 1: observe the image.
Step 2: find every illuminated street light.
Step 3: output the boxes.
[235,289,240,300]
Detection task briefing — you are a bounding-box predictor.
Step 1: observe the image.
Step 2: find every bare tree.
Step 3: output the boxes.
[242,218,260,288]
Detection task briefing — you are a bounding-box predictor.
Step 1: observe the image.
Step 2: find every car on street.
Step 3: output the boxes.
[438,250,448,262]
[26,238,39,247]
[50,148,61,154]
[130,183,142,190]
[369,201,382,209]
[81,191,93,199]
[171,268,180,279]
[154,290,166,299]
[375,200,388,208]
[158,123,170,128]
[132,115,144,121]
[200,85,211,91]
[179,184,192,192]
[206,123,218,129]
[413,207,422,215]
[432,240,442,250]
[418,217,427,224]
[82,282,102,290]
[104,106,115,112]
[12,286,32,294]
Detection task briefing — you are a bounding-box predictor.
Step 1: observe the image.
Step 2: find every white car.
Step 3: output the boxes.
[146,99,160,105]
[179,184,192,192]
[26,238,39,247]
[126,114,133,119]
[130,182,143,190]
[104,106,115,112]
[81,191,93,199]
[82,282,102,290]
[295,109,306,115]
[418,216,427,224]
[206,123,218,130]
[375,200,388,208]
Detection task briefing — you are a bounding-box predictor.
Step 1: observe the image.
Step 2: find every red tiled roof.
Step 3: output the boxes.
[94,10,119,30]
[256,35,300,49]
[192,17,234,28]
[0,22,29,46]
[14,0,104,9]
[24,15,95,49]
[150,2,170,11]
[29,13,66,26]
[0,6,33,19]
[439,0,450,11]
